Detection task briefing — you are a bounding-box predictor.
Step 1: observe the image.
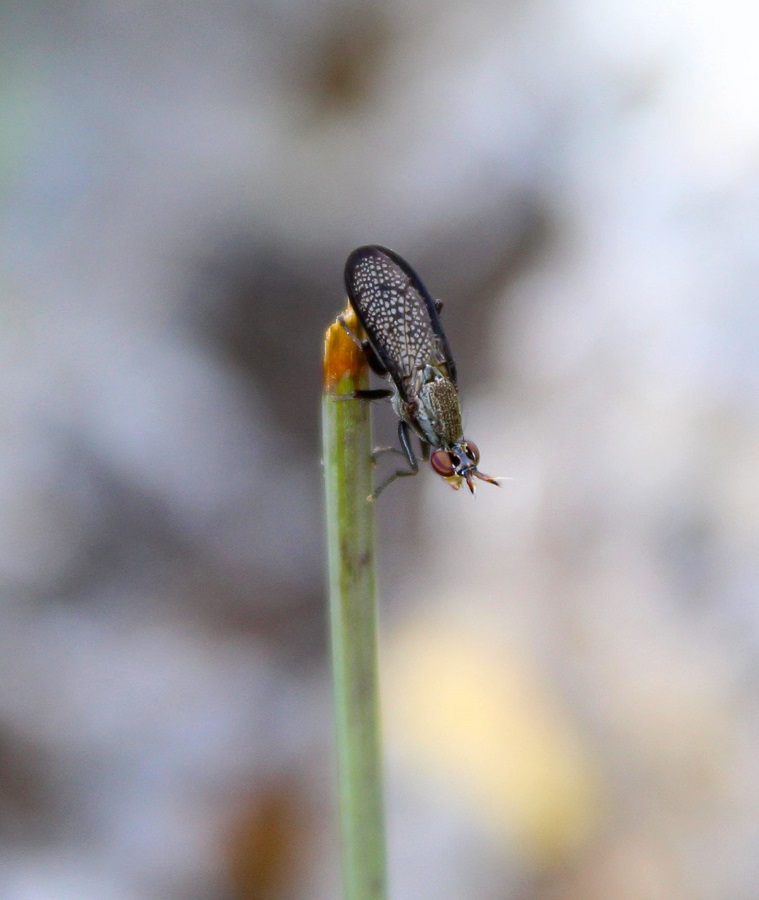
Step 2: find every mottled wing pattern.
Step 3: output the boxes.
[344,246,456,395]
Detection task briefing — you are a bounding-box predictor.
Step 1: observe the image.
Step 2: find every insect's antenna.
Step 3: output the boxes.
[476,472,510,486]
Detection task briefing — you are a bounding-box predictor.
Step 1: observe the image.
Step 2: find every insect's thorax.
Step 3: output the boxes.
[392,364,463,448]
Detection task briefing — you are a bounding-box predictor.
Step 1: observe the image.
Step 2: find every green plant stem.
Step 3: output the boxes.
[322,313,387,900]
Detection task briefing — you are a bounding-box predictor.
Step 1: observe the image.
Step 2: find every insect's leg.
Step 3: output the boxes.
[337,314,362,348]
[372,428,428,464]
[337,315,388,376]
[333,318,392,400]
[369,421,419,501]
[333,387,393,402]
[353,388,393,400]
[361,344,388,377]
[397,420,419,469]
[371,445,406,462]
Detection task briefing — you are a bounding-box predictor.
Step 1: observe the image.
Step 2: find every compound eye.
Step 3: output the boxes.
[463,439,480,463]
[430,450,455,478]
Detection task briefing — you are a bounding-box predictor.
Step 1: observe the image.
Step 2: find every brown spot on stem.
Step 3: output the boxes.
[323,303,367,390]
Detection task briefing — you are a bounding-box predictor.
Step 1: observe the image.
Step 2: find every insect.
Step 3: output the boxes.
[340,245,502,499]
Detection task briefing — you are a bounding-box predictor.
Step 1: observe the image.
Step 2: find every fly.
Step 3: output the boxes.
[340,245,502,499]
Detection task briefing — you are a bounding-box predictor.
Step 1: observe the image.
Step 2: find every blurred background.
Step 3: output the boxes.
[1,1,758,898]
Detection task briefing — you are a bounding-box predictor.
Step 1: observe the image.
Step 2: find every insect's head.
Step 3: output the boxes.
[429,439,502,495]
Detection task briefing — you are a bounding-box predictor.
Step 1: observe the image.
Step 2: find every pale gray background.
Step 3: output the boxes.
[1,1,757,898]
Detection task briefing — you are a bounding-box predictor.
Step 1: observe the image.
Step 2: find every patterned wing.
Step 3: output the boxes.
[344,246,456,396]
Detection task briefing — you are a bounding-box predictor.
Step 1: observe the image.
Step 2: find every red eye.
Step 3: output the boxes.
[430,450,455,477]
[463,439,480,463]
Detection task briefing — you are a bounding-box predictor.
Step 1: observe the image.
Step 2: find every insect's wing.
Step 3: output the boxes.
[344,246,457,394]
